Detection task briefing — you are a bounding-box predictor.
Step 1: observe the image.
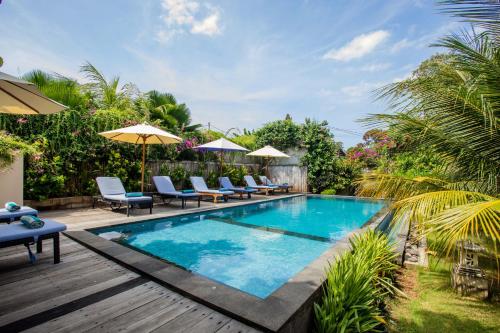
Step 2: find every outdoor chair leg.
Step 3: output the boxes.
[197,196,201,207]
[150,202,152,214]
[36,239,43,253]
[53,233,60,264]
[127,205,130,217]
[247,193,251,199]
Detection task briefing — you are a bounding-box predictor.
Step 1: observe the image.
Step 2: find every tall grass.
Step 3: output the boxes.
[314,230,399,333]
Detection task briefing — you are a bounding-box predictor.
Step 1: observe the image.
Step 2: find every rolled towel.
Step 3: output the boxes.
[5,202,21,212]
[219,188,232,192]
[125,192,143,197]
[245,186,254,190]
[181,189,195,193]
[20,215,45,229]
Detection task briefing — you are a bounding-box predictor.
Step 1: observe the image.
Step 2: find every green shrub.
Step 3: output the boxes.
[314,230,398,333]
[166,165,191,189]
[320,189,336,195]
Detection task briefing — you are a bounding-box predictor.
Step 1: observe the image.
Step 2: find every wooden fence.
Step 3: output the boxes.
[269,165,308,192]
[147,161,308,192]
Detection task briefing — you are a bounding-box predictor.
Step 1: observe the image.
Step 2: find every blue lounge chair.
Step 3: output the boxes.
[190,176,234,203]
[259,175,293,193]
[153,176,201,209]
[0,219,66,264]
[96,177,153,217]
[218,177,257,199]
[0,206,38,223]
[243,175,275,196]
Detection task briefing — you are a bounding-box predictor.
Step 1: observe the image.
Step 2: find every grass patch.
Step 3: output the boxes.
[389,258,500,333]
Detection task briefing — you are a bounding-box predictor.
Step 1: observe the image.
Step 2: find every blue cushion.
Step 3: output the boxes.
[125,192,143,197]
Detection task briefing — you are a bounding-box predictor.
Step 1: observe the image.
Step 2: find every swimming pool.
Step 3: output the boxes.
[91,195,384,298]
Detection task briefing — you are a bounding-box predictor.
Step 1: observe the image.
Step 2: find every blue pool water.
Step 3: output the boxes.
[91,196,384,298]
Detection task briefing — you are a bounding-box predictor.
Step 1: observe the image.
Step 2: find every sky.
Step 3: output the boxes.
[0,0,461,147]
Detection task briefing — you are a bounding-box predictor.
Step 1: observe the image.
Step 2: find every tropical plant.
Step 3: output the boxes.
[80,61,137,109]
[0,131,37,169]
[315,230,398,333]
[320,189,336,195]
[254,119,301,150]
[358,2,500,261]
[146,90,201,133]
[300,119,355,193]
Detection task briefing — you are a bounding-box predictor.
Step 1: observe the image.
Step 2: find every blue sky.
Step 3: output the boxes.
[0,0,461,147]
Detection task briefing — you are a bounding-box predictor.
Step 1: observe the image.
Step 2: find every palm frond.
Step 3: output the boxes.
[428,199,500,256]
[391,190,495,228]
[438,0,500,37]
[356,172,447,200]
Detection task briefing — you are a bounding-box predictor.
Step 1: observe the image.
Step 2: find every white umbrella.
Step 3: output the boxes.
[194,138,249,175]
[247,145,290,176]
[99,123,182,191]
[0,71,67,114]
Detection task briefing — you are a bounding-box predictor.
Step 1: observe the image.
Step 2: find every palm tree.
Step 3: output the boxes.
[358,11,499,259]
[22,70,87,109]
[80,62,136,109]
[146,90,201,132]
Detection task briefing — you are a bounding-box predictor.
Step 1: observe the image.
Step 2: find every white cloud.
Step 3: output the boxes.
[323,30,390,61]
[340,81,386,97]
[390,38,413,53]
[157,0,221,42]
[360,62,391,72]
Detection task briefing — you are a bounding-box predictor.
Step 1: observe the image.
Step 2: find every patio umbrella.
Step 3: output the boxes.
[99,123,182,192]
[0,71,67,114]
[194,138,249,176]
[247,145,290,176]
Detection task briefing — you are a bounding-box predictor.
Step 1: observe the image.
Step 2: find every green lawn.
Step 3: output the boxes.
[389,259,500,333]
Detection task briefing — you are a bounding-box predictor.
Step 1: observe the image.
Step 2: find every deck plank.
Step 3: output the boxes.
[87,293,195,333]
[25,283,167,333]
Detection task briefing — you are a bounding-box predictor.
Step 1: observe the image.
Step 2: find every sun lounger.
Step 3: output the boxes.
[190,176,234,203]
[153,176,201,209]
[218,177,257,199]
[0,219,66,263]
[96,177,153,217]
[243,175,275,195]
[259,175,293,193]
[0,206,38,223]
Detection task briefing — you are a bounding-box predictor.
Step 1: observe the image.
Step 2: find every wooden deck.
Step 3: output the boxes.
[0,197,296,332]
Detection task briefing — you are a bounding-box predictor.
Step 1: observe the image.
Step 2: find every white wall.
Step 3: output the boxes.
[0,154,23,205]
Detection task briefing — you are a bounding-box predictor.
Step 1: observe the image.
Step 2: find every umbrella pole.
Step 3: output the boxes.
[263,157,268,178]
[141,138,146,192]
[220,151,224,177]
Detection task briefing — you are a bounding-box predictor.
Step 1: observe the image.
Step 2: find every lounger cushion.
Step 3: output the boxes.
[103,194,152,203]
[153,176,200,198]
[219,177,256,193]
[0,206,38,222]
[0,219,66,242]
[163,192,199,198]
[96,177,126,195]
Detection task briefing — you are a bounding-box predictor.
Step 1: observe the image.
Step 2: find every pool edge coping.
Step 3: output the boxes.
[63,195,389,332]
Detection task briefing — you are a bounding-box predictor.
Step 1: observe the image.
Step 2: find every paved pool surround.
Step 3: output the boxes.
[64,194,389,333]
